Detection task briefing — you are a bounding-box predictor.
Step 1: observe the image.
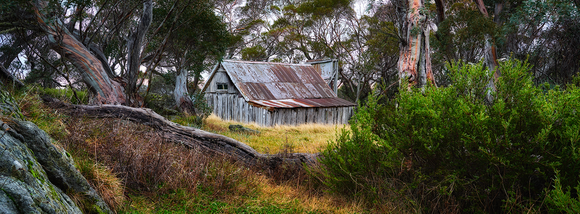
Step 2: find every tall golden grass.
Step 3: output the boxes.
[203,114,349,154]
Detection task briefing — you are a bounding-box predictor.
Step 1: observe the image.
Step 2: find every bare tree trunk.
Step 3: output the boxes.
[42,96,318,169]
[174,67,196,115]
[33,2,126,104]
[397,0,436,88]
[126,0,153,105]
[474,0,502,102]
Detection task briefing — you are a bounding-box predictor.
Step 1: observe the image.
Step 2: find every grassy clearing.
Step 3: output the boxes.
[14,90,369,213]
[201,114,347,154]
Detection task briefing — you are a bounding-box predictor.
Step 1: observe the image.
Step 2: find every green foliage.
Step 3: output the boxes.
[170,92,211,128]
[142,73,178,115]
[150,0,230,74]
[546,171,580,213]
[319,59,580,212]
[241,45,267,61]
[431,5,496,63]
[297,0,352,18]
[318,95,402,202]
[500,0,580,85]
[189,92,212,120]
[39,87,89,105]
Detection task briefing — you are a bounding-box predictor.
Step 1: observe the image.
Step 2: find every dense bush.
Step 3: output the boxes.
[319,59,580,212]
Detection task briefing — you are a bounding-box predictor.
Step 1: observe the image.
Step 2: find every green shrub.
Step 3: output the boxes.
[40,87,89,104]
[546,171,580,213]
[318,59,580,212]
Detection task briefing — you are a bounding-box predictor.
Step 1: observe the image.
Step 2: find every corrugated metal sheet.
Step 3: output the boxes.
[248,97,355,110]
[221,60,338,101]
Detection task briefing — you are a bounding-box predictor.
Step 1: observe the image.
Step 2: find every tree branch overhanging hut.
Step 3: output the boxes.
[202,60,355,126]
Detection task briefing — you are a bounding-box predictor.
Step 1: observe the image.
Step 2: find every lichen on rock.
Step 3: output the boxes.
[0,87,111,213]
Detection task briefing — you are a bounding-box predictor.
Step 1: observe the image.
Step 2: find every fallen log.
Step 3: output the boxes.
[42,96,318,169]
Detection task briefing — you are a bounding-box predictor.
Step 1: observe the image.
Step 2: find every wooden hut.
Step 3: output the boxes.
[202,60,355,126]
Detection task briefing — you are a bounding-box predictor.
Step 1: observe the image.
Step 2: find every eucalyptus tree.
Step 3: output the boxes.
[501,0,580,85]
[388,0,438,88]
[0,0,155,104]
[148,0,230,114]
[214,0,273,59]
[428,0,579,87]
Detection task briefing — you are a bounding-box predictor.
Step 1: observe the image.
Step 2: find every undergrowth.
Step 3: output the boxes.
[15,89,367,213]
[317,59,580,213]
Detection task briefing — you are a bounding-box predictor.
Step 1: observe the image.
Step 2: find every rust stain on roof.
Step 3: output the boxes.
[249,98,355,110]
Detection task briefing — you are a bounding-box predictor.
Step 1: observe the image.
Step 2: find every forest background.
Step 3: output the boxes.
[1,0,580,213]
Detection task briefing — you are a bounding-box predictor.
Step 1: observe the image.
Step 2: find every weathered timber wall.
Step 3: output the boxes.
[205,93,353,126]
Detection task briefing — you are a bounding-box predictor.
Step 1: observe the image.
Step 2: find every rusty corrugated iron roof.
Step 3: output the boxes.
[248,97,355,110]
[221,60,337,101]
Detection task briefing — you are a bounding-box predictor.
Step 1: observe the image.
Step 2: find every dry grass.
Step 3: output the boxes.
[78,162,126,211]
[202,114,349,154]
[55,117,364,213]
[16,92,369,213]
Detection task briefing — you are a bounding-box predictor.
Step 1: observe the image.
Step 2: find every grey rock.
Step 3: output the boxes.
[0,118,112,213]
[1,87,112,213]
[0,120,82,214]
[0,187,19,214]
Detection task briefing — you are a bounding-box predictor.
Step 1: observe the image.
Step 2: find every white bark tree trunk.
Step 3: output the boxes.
[397,0,436,88]
[126,0,153,104]
[474,0,502,102]
[174,67,195,115]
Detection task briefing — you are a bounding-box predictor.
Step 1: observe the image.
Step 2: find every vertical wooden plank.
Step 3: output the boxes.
[297,109,304,125]
[285,109,291,125]
[248,105,253,123]
[230,95,234,121]
[227,95,231,120]
[233,96,237,121]
[213,94,218,115]
[281,109,287,125]
[260,108,267,126]
[291,110,297,126]
[278,109,284,125]
[216,95,221,118]
[340,107,344,124]
[258,108,262,126]
[334,107,338,124]
[245,100,249,123]
[237,97,242,122]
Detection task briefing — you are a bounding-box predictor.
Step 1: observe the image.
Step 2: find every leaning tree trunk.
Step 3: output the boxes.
[174,67,196,115]
[42,96,318,170]
[126,0,153,105]
[397,0,436,88]
[33,1,125,105]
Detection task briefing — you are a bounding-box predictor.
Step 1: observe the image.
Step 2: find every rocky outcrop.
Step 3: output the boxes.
[0,90,111,213]
[0,120,82,213]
